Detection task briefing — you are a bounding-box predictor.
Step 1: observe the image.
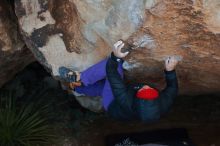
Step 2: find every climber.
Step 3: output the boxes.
[59,40,179,122]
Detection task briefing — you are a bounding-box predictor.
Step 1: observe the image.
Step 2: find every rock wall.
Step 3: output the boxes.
[0,0,34,87]
[15,0,220,95]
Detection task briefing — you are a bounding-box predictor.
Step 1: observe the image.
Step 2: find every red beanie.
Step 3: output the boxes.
[136,88,159,100]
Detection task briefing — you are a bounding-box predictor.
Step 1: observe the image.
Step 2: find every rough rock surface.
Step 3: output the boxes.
[15,0,220,95]
[0,0,34,87]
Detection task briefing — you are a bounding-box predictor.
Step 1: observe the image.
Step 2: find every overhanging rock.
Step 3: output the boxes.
[15,0,220,95]
[0,0,34,87]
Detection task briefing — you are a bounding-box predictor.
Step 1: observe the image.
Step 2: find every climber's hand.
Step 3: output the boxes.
[113,40,129,58]
[165,56,178,71]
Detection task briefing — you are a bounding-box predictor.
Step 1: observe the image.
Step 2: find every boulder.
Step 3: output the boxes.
[15,0,220,95]
[0,0,34,87]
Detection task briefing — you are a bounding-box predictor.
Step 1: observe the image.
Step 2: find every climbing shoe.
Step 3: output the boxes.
[58,66,78,83]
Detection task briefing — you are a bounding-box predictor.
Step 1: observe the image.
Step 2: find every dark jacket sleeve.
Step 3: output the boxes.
[106,53,133,110]
[159,70,178,114]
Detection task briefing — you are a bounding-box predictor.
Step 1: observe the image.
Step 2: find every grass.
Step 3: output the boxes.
[0,90,56,146]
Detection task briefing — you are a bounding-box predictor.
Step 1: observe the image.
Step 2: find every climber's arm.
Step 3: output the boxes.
[106,41,131,108]
[159,56,179,114]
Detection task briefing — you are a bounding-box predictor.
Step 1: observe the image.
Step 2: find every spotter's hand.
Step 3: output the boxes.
[113,41,129,58]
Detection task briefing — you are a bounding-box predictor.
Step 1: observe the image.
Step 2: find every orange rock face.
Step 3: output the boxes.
[15,0,220,95]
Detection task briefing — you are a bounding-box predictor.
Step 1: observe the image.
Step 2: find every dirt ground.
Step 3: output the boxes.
[73,94,220,146]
